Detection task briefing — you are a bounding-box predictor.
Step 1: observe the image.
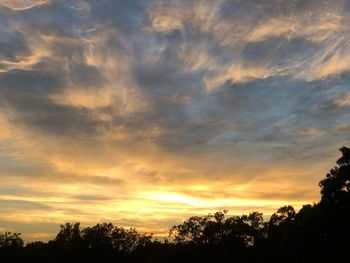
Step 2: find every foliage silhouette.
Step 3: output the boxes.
[319,146,350,204]
[0,232,24,248]
[0,146,349,262]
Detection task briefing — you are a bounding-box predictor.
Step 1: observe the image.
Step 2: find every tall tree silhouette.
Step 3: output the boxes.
[319,146,350,204]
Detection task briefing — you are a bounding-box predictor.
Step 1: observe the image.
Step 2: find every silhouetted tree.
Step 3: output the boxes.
[0,232,24,248]
[170,210,230,244]
[265,146,350,263]
[170,210,266,247]
[82,223,152,254]
[0,232,24,263]
[319,146,350,204]
[55,222,82,247]
[269,205,296,226]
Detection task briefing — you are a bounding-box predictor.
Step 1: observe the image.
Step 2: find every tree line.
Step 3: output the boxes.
[1,147,349,262]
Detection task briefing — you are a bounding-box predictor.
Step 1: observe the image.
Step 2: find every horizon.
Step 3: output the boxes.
[0,0,350,242]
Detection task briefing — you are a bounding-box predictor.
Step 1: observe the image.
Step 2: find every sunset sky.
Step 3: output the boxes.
[0,0,349,241]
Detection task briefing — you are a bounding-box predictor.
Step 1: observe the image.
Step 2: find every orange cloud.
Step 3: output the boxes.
[0,0,48,10]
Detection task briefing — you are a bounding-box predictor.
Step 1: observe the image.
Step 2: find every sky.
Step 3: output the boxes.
[0,0,349,241]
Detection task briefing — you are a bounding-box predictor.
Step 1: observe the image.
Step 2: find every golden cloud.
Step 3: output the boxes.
[0,0,48,10]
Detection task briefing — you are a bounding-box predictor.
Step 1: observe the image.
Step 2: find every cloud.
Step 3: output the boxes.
[0,0,48,10]
[248,17,296,43]
[333,92,350,108]
[148,1,184,33]
[298,128,322,138]
[204,64,272,90]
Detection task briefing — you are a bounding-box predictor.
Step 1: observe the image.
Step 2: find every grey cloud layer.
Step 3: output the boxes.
[0,0,349,154]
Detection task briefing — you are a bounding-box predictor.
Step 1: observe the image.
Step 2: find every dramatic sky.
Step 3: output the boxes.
[0,0,349,241]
